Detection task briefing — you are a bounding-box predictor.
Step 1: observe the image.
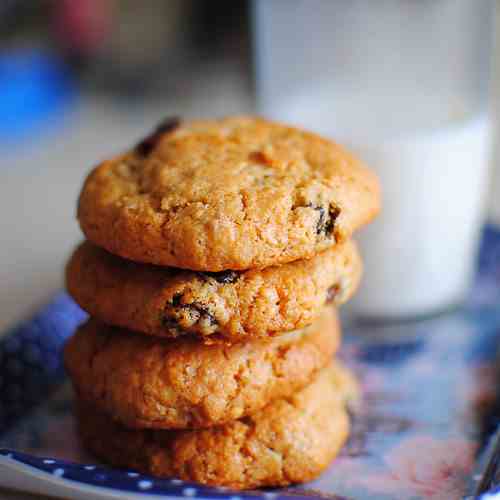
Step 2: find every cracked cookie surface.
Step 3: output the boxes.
[77,116,380,271]
[66,239,361,342]
[64,308,339,429]
[77,362,351,490]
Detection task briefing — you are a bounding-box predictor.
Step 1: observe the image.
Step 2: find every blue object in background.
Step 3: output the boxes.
[0,49,76,144]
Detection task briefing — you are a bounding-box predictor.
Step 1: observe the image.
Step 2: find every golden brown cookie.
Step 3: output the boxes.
[77,363,351,490]
[77,116,380,271]
[66,239,361,342]
[64,307,339,429]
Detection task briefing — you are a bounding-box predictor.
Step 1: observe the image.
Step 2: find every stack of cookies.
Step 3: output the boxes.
[64,117,380,490]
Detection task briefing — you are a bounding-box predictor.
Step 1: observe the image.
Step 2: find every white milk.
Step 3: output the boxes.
[267,85,492,317]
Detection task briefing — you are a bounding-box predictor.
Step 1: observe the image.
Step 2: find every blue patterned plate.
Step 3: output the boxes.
[2,227,500,499]
[0,449,292,499]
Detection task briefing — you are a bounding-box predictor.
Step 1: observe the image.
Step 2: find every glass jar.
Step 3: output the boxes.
[254,0,494,319]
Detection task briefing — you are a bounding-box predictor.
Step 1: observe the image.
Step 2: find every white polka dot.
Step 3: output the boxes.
[43,459,55,464]
[138,480,153,490]
[170,479,183,485]
[263,493,278,499]
[127,472,139,477]
[229,496,242,500]
[183,487,197,497]
[216,486,228,491]
[84,465,96,470]
[53,468,65,477]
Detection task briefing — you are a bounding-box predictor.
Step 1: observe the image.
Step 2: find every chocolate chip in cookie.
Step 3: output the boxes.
[135,116,181,156]
[306,203,341,237]
[163,293,218,334]
[197,270,240,284]
[326,283,341,304]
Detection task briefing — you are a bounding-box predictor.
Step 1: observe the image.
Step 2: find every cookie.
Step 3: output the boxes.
[64,307,339,429]
[77,363,351,490]
[66,239,361,342]
[77,116,380,271]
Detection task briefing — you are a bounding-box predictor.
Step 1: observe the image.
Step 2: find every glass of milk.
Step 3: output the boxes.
[254,0,494,319]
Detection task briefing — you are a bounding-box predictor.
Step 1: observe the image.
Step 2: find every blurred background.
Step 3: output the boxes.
[0,0,252,332]
[0,0,499,332]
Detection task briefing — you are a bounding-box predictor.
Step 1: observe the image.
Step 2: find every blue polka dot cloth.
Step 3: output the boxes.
[0,293,86,433]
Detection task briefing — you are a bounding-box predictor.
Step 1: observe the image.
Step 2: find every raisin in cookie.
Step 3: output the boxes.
[77,362,350,490]
[77,116,380,271]
[66,239,360,342]
[64,307,339,429]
